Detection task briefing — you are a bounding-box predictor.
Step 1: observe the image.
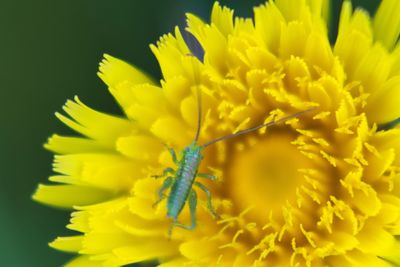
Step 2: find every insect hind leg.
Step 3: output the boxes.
[153,176,174,208]
[168,190,197,238]
[194,181,220,219]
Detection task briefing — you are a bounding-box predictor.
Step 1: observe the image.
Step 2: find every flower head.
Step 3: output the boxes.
[34,0,400,266]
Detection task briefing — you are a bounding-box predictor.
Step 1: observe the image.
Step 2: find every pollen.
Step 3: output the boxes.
[34,0,400,266]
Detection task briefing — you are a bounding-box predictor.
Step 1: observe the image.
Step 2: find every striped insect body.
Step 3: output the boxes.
[167,143,203,220]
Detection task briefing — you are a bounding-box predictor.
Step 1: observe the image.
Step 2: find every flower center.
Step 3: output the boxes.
[227,131,313,222]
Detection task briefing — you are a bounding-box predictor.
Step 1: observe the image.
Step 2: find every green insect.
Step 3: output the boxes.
[153,33,313,236]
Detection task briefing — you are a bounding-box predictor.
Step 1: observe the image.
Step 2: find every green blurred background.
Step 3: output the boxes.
[0,0,380,266]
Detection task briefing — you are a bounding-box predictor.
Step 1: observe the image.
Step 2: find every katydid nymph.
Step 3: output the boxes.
[153,32,314,237]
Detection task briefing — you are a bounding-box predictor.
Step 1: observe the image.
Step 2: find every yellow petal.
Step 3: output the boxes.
[49,236,83,253]
[33,184,113,209]
[52,153,141,190]
[111,240,178,265]
[180,95,199,129]
[352,44,391,94]
[150,27,190,80]
[56,96,133,146]
[185,14,207,49]
[162,76,190,108]
[279,21,308,59]
[124,83,168,129]
[307,0,331,26]
[158,258,187,267]
[151,116,192,148]
[327,250,393,267]
[377,200,400,226]
[276,0,307,22]
[334,3,373,77]
[81,232,138,254]
[304,31,333,74]
[116,135,163,161]
[64,256,100,267]
[211,2,234,36]
[307,81,331,110]
[373,0,400,51]
[328,231,359,253]
[193,22,228,75]
[133,177,160,199]
[45,134,109,154]
[247,47,279,72]
[98,54,154,88]
[115,216,166,237]
[71,198,128,233]
[179,239,219,260]
[68,211,90,233]
[366,76,400,123]
[390,44,400,76]
[357,225,400,264]
[364,148,395,180]
[254,1,285,53]
[128,197,159,220]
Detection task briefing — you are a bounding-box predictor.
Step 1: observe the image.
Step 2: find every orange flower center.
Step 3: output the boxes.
[227,130,313,222]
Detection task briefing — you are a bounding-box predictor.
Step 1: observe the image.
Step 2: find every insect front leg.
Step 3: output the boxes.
[165,145,178,164]
[194,181,220,219]
[173,189,197,230]
[153,176,174,207]
[197,172,217,180]
[152,167,175,179]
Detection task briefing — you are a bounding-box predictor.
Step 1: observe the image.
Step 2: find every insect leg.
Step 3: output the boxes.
[197,172,217,180]
[194,181,220,219]
[173,190,197,230]
[165,145,178,164]
[187,189,198,229]
[153,176,174,207]
[152,167,175,179]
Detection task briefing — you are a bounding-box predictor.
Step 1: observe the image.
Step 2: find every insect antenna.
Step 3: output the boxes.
[183,30,205,143]
[192,62,202,143]
[201,108,315,148]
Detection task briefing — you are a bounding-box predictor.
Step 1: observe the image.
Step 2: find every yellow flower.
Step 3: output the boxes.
[33,0,400,266]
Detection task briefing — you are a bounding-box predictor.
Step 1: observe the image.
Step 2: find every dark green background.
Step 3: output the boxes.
[0,1,379,266]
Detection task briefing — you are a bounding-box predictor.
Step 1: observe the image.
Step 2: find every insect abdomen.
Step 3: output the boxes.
[167,145,202,220]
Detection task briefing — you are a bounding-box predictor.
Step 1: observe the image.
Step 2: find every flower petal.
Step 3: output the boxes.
[366,76,400,123]
[373,0,400,51]
[98,54,154,88]
[33,184,113,209]
[64,256,100,267]
[49,236,83,253]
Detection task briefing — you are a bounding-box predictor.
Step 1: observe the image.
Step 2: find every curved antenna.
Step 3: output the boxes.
[191,57,202,142]
[194,88,202,142]
[183,30,205,143]
[201,108,315,148]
